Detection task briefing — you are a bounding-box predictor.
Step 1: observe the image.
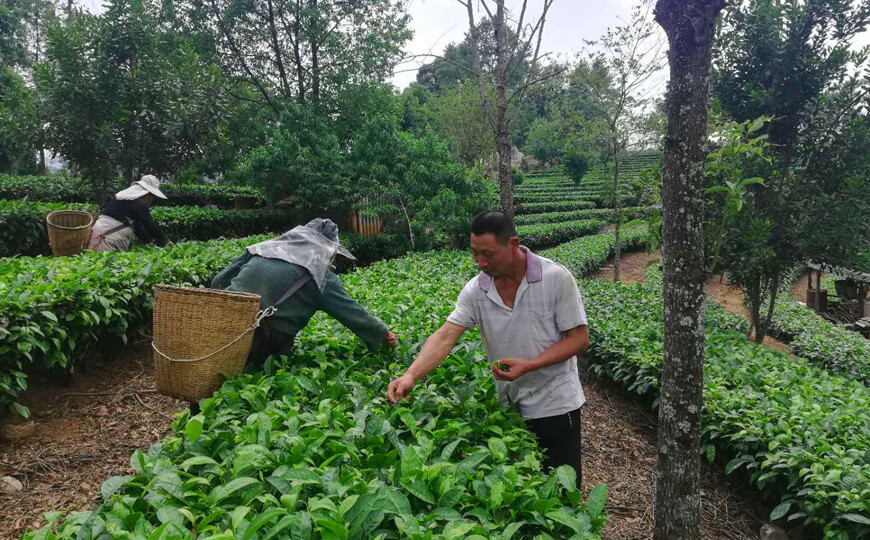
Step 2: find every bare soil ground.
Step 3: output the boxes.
[581,369,766,540]
[0,343,187,539]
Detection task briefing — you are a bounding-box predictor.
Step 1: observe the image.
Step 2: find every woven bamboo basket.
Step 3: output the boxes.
[46,210,94,257]
[153,284,262,402]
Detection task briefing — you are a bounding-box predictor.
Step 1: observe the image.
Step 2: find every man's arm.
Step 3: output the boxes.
[387,322,467,403]
[492,325,588,381]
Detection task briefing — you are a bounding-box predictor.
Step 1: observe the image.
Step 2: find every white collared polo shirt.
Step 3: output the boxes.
[447,246,588,419]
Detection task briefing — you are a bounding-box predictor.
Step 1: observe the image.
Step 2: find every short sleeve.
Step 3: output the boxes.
[554,266,587,331]
[446,279,478,329]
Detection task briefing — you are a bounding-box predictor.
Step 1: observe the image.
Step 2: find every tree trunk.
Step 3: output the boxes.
[758,272,779,343]
[494,2,512,217]
[748,273,762,340]
[292,2,305,104]
[310,0,320,104]
[612,150,621,282]
[653,1,725,539]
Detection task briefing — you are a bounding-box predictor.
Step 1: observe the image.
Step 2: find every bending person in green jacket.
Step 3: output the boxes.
[211,218,398,368]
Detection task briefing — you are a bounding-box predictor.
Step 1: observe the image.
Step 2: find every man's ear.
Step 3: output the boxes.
[510,236,520,249]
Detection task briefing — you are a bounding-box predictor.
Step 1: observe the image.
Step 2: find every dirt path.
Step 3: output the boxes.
[0,343,186,539]
[581,370,766,539]
[595,250,792,354]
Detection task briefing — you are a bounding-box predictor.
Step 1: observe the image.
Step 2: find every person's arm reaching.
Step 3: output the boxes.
[320,273,393,351]
[387,321,467,403]
[132,202,169,246]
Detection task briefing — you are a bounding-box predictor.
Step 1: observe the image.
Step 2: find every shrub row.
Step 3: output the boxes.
[0,200,298,256]
[518,219,605,251]
[0,174,266,208]
[515,206,659,226]
[767,297,870,385]
[515,200,598,215]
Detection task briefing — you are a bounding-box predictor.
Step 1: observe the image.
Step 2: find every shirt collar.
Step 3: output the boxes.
[478,246,542,292]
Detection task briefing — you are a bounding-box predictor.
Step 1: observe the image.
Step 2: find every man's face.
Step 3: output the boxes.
[470,233,517,278]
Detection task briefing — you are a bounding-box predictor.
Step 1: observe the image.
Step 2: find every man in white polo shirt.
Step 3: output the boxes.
[387,211,589,486]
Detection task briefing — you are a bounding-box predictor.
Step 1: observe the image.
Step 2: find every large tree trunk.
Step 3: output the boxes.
[653,2,724,539]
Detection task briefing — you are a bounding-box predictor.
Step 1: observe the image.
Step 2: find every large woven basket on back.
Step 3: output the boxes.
[153,285,262,402]
[46,210,93,257]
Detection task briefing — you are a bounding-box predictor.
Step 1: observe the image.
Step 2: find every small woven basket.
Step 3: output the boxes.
[46,210,94,257]
[153,285,262,402]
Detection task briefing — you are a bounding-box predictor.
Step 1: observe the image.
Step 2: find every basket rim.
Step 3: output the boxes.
[46,210,94,231]
[155,284,262,302]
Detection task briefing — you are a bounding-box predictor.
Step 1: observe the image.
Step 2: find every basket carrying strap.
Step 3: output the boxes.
[101,221,132,237]
[152,272,314,363]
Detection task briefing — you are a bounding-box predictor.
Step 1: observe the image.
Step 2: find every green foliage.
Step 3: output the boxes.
[512,168,525,187]
[704,117,771,276]
[21,251,608,540]
[433,82,496,169]
[513,191,606,204]
[541,226,649,278]
[765,297,870,385]
[0,67,39,174]
[525,118,565,164]
[0,174,266,207]
[150,207,299,242]
[517,219,605,251]
[36,0,228,192]
[352,115,493,249]
[563,146,591,184]
[0,200,299,256]
[545,248,870,537]
[231,105,348,212]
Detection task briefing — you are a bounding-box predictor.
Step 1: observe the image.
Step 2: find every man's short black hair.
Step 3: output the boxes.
[470,211,516,244]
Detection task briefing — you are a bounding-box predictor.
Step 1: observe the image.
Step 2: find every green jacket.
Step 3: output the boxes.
[211,252,388,351]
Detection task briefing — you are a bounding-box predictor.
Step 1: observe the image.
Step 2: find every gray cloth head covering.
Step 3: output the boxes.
[245,218,355,291]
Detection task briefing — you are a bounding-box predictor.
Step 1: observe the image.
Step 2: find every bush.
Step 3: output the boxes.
[0,236,271,417]
[151,207,298,242]
[513,191,607,204]
[563,145,591,183]
[512,167,526,186]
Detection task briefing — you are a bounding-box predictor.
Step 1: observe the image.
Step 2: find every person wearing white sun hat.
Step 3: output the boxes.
[87,175,175,252]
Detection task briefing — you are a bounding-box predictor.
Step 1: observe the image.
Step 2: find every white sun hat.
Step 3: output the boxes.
[115,175,168,201]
